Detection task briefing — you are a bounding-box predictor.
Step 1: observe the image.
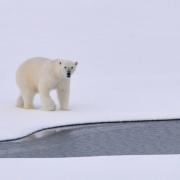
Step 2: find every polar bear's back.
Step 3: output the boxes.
[16,57,51,91]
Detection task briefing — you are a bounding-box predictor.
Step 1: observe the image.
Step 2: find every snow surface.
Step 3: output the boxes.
[0,155,180,180]
[1,0,180,140]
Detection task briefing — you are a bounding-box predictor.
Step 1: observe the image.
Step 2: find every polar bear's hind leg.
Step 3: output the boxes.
[22,90,35,109]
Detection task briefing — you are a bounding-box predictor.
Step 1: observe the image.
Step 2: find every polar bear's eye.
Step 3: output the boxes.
[71,67,73,69]
[64,66,67,69]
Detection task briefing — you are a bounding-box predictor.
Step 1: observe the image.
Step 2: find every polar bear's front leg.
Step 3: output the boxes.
[57,84,70,111]
[39,87,56,111]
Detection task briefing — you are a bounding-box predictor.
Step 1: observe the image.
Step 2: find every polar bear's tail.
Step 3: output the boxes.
[16,95,24,108]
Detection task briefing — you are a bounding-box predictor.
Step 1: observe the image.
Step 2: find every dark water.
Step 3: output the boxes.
[0,120,180,158]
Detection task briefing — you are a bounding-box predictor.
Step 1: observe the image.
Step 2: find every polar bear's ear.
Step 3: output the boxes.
[75,61,78,66]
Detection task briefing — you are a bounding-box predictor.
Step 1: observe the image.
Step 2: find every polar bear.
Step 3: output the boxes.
[16,57,78,111]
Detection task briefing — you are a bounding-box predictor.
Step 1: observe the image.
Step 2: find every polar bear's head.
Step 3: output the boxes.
[58,59,78,78]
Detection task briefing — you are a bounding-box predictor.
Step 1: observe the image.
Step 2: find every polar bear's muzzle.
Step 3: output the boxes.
[67,71,71,78]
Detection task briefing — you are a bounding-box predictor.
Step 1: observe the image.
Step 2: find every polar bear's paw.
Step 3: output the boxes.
[60,107,69,111]
[24,104,34,109]
[42,100,56,111]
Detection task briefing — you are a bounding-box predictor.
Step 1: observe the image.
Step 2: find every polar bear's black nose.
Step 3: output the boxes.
[67,72,71,78]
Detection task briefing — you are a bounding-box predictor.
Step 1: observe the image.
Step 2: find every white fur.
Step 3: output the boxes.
[16,57,78,111]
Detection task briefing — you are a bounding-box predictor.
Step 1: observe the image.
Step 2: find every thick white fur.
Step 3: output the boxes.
[16,57,77,111]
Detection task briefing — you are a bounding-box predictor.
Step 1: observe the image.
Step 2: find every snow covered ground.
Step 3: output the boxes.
[0,0,180,140]
[0,155,180,180]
